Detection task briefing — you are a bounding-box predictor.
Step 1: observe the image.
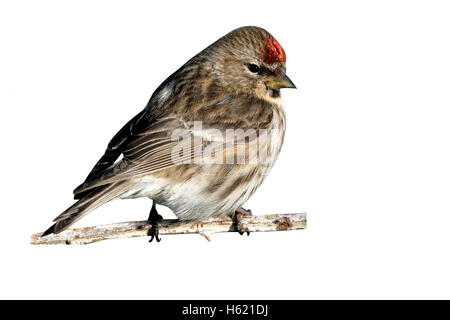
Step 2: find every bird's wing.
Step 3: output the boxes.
[73,108,148,199]
[73,93,275,197]
[72,115,198,196]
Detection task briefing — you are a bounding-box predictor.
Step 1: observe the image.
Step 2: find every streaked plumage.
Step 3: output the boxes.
[43,26,295,235]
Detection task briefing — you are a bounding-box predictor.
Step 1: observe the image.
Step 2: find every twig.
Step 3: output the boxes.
[31,213,306,245]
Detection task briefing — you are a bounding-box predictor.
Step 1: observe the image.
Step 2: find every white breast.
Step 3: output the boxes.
[120,100,287,221]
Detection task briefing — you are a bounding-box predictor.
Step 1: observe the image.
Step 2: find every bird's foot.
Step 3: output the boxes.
[233,207,252,236]
[147,203,163,242]
[148,213,163,242]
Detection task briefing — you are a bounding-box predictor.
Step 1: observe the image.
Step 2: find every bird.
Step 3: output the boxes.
[42,26,296,241]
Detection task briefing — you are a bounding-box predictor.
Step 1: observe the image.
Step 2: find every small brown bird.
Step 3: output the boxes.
[42,26,296,241]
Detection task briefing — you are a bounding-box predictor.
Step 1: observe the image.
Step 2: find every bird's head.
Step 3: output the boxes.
[208,26,296,99]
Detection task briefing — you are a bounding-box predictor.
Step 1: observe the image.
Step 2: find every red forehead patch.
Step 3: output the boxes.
[262,38,286,64]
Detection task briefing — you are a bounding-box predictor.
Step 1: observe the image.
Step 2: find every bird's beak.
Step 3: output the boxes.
[265,73,297,89]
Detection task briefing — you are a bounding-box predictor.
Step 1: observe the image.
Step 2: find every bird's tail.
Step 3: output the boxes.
[42,181,134,236]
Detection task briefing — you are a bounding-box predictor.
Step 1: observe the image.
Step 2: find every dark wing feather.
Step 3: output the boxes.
[73,93,275,198]
[73,108,149,199]
[72,117,197,196]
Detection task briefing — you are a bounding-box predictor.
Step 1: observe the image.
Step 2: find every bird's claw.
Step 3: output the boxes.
[236,207,252,216]
[234,207,252,236]
[147,205,163,243]
[148,217,162,242]
[148,231,161,243]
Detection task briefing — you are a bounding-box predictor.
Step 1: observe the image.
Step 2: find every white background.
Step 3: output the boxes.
[1,0,449,299]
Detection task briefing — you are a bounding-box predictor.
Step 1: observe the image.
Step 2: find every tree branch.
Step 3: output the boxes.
[31,213,306,245]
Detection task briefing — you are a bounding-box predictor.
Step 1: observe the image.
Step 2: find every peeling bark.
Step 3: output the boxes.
[31,213,306,245]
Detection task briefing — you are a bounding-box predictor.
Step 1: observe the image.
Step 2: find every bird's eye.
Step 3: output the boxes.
[248,64,260,73]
